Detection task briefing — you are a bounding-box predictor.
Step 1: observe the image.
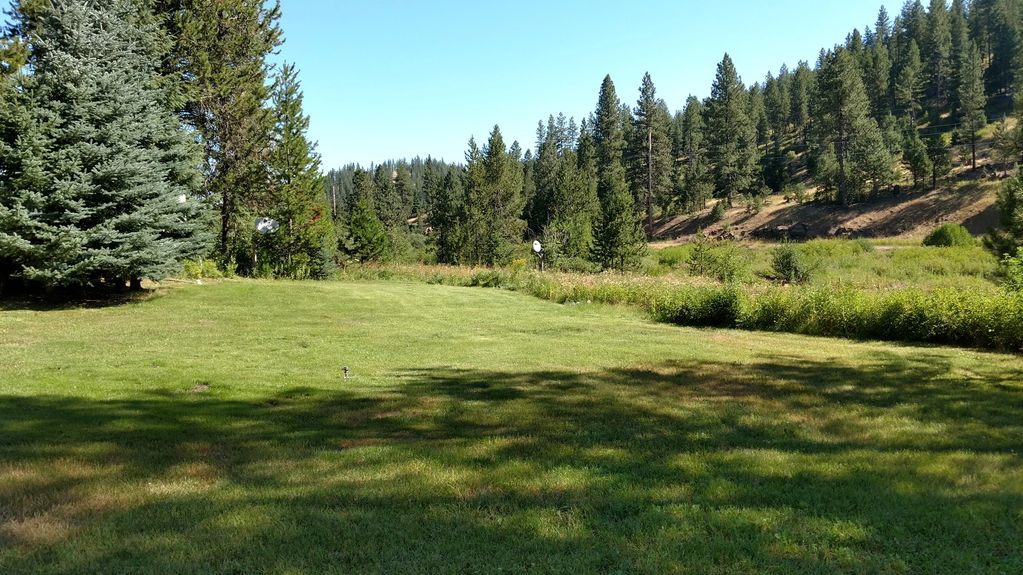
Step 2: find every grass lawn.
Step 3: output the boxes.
[1,279,1022,574]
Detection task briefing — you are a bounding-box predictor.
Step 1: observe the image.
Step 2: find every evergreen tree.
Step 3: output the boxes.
[483,126,526,261]
[342,168,385,262]
[346,198,387,263]
[927,132,952,188]
[957,41,988,169]
[985,0,1019,95]
[263,63,335,278]
[432,170,463,264]
[591,75,644,270]
[160,0,282,269]
[895,39,924,119]
[0,0,204,291]
[749,83,770,147]
[986,171,1023,256]
[372,164,403,228]
[675,96,714,211]
[813,48,895,205]
[865,9,894,120]
[949,0,970,104]
[628,73,674,237]
[706,53,760,204]
[790,61,814,143]
[924,0,953,107]
[529,116,595,258]
[394,163,416,218]
[903,128,932,187]
[457,127,525,265]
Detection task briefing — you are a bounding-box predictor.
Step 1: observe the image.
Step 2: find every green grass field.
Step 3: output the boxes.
[2,280,1022,574]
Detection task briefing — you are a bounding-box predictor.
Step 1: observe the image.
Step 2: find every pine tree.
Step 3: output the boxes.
[394,163,416,218]
[706,54,760,204]
[865,9,894,120]
[529,116,595,258]
[986,171,1023,256]
[343,168,386,262]
[927,132,952,188]
[813,48,895,205]
[749,83,770,147]
[949,0,970,104]
[790,61,814,143]
[628,73,674,237]
[346,198,387,263]
[924,0,953,107]
[957,41,988,169]
[0,0,205,291]
[903,128,932,187]
[432,170,463,264]
[373,164,403,228]
[895,39,924,119]
[483,126,526,262]
[591,75,644,270]
[457,127,525,265]
[675,96,714,211]
[262,63,335,278]
[985,0,1019,95]
[157,0,282,269]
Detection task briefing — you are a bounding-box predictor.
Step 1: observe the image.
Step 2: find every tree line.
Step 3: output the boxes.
[1,0,329,294]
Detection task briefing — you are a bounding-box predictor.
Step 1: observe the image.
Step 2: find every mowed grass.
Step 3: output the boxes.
[1,280,1022,574]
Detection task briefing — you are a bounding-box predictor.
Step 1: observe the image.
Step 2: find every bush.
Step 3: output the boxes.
[557,257,601,274]
[923,224,976,248]
[656,245,692,269]
[182,258,224,280]
[784,184,809,204]
[709,201,726,222]
[687,236,751,282]
[651,285,741,328]
[772,243,819,284]
[1002,248,1023,291]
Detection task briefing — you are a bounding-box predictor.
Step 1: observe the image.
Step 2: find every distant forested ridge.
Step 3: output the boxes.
[338,0,1023,270]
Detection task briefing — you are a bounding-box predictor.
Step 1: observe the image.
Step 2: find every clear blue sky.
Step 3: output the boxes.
[3,0,907,169]
[276,1,904,169]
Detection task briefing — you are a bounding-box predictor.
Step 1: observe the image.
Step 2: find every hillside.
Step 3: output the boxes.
[655,176,1002,244]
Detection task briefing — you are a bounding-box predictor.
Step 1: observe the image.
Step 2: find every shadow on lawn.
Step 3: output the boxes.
[1,351,1021,574]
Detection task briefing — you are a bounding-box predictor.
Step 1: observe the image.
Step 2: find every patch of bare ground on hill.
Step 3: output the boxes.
[653,170,1005,246]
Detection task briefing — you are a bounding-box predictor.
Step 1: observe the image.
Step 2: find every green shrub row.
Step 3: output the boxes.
[338,265,1023,352]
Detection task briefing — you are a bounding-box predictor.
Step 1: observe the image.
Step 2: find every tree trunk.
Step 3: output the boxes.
[129,278,143,291]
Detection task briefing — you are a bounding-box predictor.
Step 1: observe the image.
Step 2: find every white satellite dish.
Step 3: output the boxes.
[532,240,543,254]
[255,217,280,234]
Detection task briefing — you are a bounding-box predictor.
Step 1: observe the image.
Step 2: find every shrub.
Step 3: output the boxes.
[656,246,691,269]
[651,285,741,327]
[182,258,224,280]
[772,243,819,284]
[687,236,751,282]
[784,184,809,204]
[709,201,726,222]
[1002,248,1023,291]
[923,224,976,248]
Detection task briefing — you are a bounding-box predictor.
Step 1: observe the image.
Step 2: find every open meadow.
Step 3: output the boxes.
[1,279,1022,574]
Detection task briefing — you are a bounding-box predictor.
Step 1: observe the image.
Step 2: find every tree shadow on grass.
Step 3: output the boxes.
[0,289,161,312]
[0,351,1021,574]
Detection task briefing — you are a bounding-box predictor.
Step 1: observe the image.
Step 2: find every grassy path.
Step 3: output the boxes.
[1,280,1021,573]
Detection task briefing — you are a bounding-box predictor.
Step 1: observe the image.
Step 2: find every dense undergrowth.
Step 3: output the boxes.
[339,255,1023,352]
